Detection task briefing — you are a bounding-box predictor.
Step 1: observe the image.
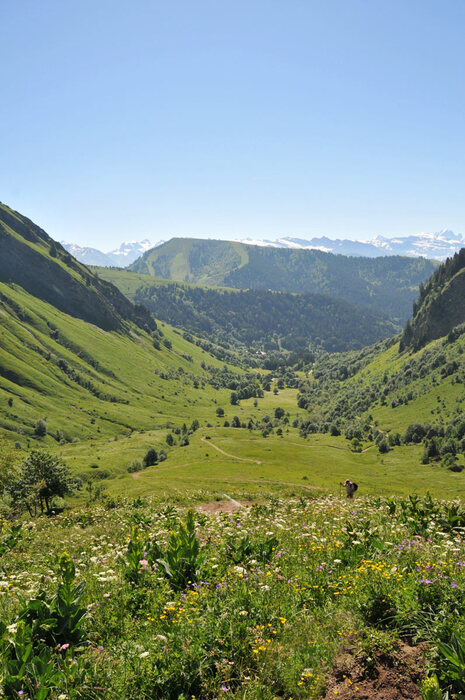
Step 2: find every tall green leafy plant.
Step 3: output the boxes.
[151,509,204,591]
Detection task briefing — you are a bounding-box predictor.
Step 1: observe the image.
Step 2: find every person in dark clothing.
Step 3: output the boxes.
[341,479,358,499]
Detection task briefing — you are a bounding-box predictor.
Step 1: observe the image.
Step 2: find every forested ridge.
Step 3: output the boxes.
[130,237,437,321]
[400,248,465,350]
[97,269,399,353]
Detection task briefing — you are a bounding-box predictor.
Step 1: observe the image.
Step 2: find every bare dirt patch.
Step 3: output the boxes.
[323,642,426,700]
[197,499,257,514]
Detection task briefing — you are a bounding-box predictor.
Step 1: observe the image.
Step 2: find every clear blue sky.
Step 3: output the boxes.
[2,0,465,248]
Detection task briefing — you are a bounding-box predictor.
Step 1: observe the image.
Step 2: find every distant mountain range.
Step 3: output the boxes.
[238,230,465,260]
[63,229,465,267]
[61,239,164,267]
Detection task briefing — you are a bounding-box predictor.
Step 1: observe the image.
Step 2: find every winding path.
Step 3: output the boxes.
[201,436,262,464]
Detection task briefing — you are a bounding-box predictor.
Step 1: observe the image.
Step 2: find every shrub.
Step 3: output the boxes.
[378,439,390,454]
[404,423,427,444]
[127,461,142,473]
[143,449,158,467]
[34,418,47,437]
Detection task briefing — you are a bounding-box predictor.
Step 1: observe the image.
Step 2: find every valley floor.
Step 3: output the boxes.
[57,422,465,504]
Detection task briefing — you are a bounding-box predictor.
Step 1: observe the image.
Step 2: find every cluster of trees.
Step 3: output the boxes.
[225,407,289,437]
[297,333,465,429]
[127,447,167,473]
[165,419,201,448]
[133,279,398,354]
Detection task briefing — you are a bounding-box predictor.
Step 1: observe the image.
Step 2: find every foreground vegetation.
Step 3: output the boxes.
[3,491,465,697]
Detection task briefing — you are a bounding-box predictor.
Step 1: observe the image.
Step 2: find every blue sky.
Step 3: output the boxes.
[1,0,465,248]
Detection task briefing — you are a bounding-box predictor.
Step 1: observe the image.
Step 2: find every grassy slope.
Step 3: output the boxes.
[0,282,243,444]
[350,338,464,430]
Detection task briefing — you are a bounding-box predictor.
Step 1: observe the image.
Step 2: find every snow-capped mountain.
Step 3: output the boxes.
[60,243,113,266]
[106,239,157,266]
[238,230,465,260]
[61,239,164,267]
[63,229,464,267]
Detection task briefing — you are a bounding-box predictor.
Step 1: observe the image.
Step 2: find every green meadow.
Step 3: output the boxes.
[51,422,464,505]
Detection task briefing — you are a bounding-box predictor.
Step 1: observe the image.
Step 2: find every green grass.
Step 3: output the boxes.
[3,492,465,697]
[51,424,465,504]
[2,281,465,504]
[0,282,244,445]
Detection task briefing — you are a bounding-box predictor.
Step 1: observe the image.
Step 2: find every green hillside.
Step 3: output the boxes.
[0,202,155,333]
[129,237,437,321]
[0,280,252,444]
[400,248,465,350]
[1,203,464,504]
[95,267,399,353]
[294,323,465,480]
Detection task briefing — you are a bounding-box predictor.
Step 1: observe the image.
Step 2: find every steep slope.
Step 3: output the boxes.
[0,203,250,444]
[0,202,155,333]
[96,268,399,353]
[129,238,437,321]
[295,326,465,467]
[0,280,245,444]
[400,248,465,351]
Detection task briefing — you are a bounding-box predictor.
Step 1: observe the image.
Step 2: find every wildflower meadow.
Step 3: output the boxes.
[2,492,465,697]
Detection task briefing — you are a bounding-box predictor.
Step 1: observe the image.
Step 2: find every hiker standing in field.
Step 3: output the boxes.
[341,479,358,499]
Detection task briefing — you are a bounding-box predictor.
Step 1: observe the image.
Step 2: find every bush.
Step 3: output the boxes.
[143,449,158,467]
[404,423,427,444]
[34,418,47,437]
[127,461,142,473]
[378,439,390,454]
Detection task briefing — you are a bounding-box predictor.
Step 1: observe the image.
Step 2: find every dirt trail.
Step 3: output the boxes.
[361,444,375,453]
[201,436,262,464]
